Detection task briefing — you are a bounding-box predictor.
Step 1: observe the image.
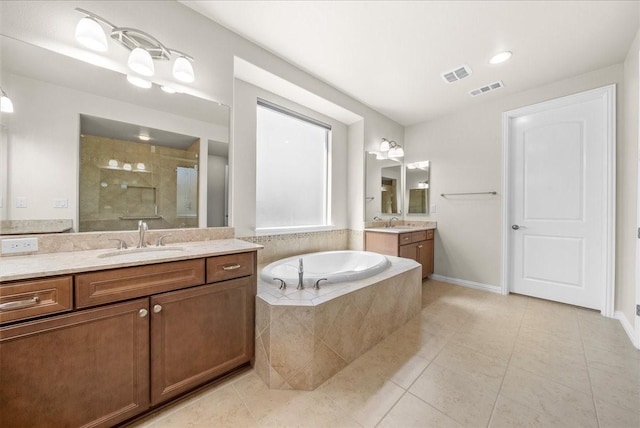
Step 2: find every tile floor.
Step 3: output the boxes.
[133,280,640,427]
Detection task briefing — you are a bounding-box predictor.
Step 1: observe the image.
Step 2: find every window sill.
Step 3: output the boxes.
[254,225,336,236]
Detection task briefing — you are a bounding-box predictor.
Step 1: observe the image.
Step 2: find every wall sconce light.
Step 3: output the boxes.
[380,138,404,158]
[74,8,196,87]
[1,87,14,113]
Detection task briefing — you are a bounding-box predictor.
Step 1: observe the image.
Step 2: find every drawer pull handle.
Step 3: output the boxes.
[0,296,39,311]
[418,245,423,248]
[222,264,241,271]
[139,309,148,318]
[153,304,163,313]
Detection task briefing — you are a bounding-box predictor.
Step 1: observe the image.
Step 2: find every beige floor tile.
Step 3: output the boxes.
[432,342,508,392]
[500,367,597,428]
[232,371,300,420]
[256,389,360,427]
[584,344,640,379]
[588,366,640,414]
[510,345,591,393]
[378,392,462,428]
[318,365,405,427]
[450,325,516,363]
[520,311,582,343]
[146,383,257,428]
[594,399,640,428]
[489,395,564,428]
[514,327,585,360]
[409,362,499,427]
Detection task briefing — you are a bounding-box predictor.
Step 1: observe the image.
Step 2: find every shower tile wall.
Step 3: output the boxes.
[79,135,199,231]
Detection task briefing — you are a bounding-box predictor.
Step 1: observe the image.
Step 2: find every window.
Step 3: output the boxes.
[256,99,330,230]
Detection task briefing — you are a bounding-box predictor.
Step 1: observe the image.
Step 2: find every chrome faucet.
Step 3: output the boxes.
[389,216,400,228]
[297,258,304,290]
[137,220,148,248]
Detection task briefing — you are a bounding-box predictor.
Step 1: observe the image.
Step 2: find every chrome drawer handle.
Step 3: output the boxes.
[0,296,39,311]
[222,264,241,271]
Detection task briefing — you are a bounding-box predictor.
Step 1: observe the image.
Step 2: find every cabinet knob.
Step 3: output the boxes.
[153,304,163,313]
[139,308,148,318]
[418,245,423,248]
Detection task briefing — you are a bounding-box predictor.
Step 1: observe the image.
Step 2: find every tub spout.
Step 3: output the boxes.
[297,258,304,290]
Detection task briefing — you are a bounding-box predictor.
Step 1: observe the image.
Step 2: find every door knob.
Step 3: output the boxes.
[512,224,527,230]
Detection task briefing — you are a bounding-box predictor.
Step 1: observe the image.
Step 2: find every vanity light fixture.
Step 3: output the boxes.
[136,163,146,170]
[122,163,132,171]
[0,88,14,113]
[138,134,151,141]
[126,75,152,89]
[380,138,404,158]
[108,159,118,167]
[74,8,196,84]
[489,51,512,65]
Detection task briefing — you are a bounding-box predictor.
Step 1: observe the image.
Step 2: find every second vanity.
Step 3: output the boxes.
[0,239,261,428]
[365,224,436,279]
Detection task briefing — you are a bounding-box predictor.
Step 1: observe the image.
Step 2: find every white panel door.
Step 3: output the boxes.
[508,91,611,310]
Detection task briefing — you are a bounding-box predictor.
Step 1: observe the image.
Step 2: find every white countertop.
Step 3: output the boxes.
[0,239,262,282]
[364,225,436,234]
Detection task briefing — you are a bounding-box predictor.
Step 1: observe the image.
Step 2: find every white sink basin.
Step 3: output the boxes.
[97,246,185,258]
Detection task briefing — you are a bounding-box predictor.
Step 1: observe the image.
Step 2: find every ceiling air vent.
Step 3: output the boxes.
[441,65,472,83]
[469,80,504,97]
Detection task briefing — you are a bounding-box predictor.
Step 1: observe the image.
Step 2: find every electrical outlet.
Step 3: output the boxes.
[430,204,437,213]
[1,237,39,254]
[16,197,27,208]
[53,198,68,208]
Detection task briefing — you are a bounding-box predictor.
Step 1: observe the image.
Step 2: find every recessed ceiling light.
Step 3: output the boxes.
[489,51,512,65]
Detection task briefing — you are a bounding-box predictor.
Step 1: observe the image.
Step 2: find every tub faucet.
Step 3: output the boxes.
[297,258,304,290]
[388,216,400,228]
[137,220,148,248]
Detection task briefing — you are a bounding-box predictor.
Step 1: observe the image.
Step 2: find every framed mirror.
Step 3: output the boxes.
[405,161,430,215]
[365,152,403,219]
[0,36,230,234]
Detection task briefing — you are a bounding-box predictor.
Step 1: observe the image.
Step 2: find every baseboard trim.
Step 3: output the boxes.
[430,274,501,294]
[614,311,640,349]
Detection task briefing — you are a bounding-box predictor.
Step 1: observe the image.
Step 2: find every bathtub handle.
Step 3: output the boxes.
[222,264,242,271]
[313,278,328,290]
[273,278,287,290]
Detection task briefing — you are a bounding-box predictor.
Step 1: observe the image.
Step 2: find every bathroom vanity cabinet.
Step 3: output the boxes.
[0,249,257,428]
[365,228,434,279]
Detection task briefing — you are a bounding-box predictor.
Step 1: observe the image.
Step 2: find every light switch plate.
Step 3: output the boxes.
[16,197,27,208]
[430,204,437,213]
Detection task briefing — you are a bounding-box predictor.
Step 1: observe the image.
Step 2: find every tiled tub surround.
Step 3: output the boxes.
[239,229,351,265]
[254,256,422,390]
[0,227,234,256]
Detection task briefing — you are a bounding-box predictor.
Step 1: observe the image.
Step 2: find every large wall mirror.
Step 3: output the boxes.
[405,160,431,215]
[365,152,403,220]
[0,36,230,233]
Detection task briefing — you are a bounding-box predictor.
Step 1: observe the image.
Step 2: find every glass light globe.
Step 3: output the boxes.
[128,48,154,76]
[173,56,195,83]
[75,17,108,52]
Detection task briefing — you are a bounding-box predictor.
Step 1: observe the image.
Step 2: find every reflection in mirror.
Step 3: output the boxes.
[381,165,401,214]
[365,152,403,219]
[405,161,430,215]
[0,35,230,233]
[79,115,200,231]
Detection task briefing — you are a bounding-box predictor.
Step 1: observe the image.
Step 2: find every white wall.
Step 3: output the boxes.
[207,155,228,227]
[405,64,625,288]
[3,73,224,230]
[232,79,348,237]
[621,30,640,328]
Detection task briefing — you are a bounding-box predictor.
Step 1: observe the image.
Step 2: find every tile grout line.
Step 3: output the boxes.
[485,295,528,428]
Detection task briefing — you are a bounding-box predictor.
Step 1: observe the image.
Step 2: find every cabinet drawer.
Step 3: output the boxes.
[206,252,255,283]
[75,259,205,308]
[0,276,72,324]
[399,233,412,245]
[426,229,435,240]
[411,230,428,243]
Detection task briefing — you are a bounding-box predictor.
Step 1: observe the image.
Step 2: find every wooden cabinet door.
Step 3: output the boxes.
[0,299,150,428]
[423,239,435,277]
[399,242,418,262]
[150,277,255,405]
[416,241,434,279]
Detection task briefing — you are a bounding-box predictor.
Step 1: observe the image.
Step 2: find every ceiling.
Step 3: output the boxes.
[183,1,639,126]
